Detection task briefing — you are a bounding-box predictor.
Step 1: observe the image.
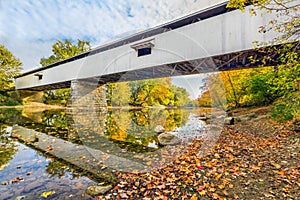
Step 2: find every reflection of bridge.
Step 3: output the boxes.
[15,0,296,91]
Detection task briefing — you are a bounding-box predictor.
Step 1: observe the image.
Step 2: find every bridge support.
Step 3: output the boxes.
[68,79,108,135]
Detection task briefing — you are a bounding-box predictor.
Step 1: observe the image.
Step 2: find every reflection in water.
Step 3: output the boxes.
[0,107,212,198]
[0,131,17,169]
[104,108,189,152]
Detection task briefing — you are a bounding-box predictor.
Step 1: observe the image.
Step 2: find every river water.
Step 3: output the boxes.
[0,107,216,199]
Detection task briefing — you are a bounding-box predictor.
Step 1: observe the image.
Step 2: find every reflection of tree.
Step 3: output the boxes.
[0,133,17,167]
[45,158,105,182]
[42,110,69,129]
[105,112,128,141]
[46,159,66,178]
[0,109,21,168]
[104,108,190,152]
[164,109,189,131]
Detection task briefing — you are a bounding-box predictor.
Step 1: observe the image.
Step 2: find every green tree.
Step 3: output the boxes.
[40,39,91,105]
[227,0,299,120]
[0,45,22,105]
[0,45,22,91]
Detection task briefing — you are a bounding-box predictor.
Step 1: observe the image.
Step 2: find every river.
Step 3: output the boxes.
[0,107,219,199]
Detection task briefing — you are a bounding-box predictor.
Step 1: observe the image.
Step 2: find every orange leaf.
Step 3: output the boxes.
[215,173,222,181]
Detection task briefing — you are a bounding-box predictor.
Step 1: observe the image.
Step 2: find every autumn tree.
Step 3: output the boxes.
[129,77,191,107]
[40,39,91,105]
[107,82,131,106]
[223,0,300,120]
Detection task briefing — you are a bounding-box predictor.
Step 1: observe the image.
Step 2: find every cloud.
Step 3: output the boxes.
[0,0,210,71]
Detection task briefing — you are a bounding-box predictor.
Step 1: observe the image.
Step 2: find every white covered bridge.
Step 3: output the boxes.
[15,0,297,91]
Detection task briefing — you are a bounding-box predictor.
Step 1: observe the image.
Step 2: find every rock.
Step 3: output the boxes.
[158,132,180,146]
[224,117,234,125]
[16,196,26,200]
[226,110,233,117]
[234,113,258,123]
[198,116,207,120]
[154,125,165,133]
[234,117,241,122]
[247,113,258,119]
[86,185,113,196]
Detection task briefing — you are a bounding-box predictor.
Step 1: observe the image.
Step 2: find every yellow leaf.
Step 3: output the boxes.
[190,194,198,200]
[41,191,56,198]
[198,190,206,196]
[215,173,222,181]
[212,193,219,199]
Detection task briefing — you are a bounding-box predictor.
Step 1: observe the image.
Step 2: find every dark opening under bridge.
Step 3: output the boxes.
[15,0,298,91]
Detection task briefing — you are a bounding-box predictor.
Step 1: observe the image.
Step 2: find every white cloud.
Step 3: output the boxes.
[0,0,212,71]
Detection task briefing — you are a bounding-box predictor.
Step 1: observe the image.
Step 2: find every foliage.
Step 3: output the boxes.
[40,39,91,66]
[129,77,191,107]
[106,82,131,106]
[0,45,22,91]
[222,0,300,121]
[227,0,299,43]
[194,90,212,107]
[0,45,22,105]
[0,91,22,106]
[40,39,91,105]
[271,103,294,122]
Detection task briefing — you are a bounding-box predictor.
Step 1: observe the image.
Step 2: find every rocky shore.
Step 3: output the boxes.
[94,106,300,199]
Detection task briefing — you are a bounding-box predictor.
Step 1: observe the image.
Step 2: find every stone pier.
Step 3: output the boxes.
[68,79,108,136]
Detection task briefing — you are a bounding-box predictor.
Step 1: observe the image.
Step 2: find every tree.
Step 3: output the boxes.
[40,39,91,66]
[0,45,22,91]
[107,82,131,107]
[227,0,299,48]
[216,0,300,120]
[40,39,91,105]
[129,77,191,107]
[0,45,22,105]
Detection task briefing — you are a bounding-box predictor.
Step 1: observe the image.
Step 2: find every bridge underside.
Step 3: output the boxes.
[21,48,277,91]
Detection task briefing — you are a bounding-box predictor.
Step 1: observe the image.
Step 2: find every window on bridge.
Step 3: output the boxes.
[138,47,152,57]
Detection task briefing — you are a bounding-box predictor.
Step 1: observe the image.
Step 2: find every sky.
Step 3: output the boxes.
[0,0,216,99]
[0,0,218,71]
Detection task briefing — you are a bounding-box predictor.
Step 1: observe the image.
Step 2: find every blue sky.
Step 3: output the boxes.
[0,0,212,71]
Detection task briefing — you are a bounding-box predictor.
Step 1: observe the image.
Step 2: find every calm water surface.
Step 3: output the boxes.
[0,107,208,199]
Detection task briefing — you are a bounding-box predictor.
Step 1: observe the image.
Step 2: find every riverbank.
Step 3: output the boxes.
[96,106,300,199]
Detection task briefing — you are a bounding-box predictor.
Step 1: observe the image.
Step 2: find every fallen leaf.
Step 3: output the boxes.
[190,194,198,200]
[41,191,56,198]
[271,162,281,169]
[45,145,53,151]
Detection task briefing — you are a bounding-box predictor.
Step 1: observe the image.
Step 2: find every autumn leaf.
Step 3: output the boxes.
[45,145,53,151]
[271,162,281,169]
[198,190,206,196]
[190,194,198,200]
[41,191,56,198]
